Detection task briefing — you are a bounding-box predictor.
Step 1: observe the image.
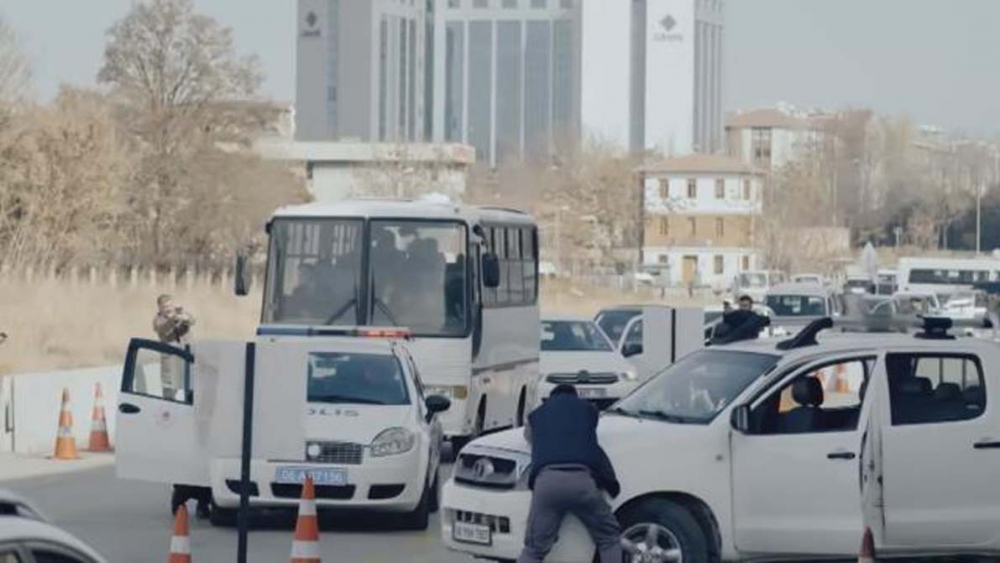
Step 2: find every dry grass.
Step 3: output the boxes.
[0,275,261,375]
[0,275,717,375]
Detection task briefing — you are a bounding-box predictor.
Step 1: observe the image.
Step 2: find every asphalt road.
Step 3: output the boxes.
[6,465,469,563]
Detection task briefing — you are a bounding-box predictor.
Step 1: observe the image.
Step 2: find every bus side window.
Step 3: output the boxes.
[507,228,523,303]
[482,227,497,307]
[495,227,508,305]
[522,227,538,304]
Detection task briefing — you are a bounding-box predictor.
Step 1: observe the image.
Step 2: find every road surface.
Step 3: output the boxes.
[5,465,469,563]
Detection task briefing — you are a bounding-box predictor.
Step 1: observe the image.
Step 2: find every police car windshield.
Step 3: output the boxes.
[541,321,612,352]
[307,352,410,406]
[610,350,778,424]
[595,310,640,346]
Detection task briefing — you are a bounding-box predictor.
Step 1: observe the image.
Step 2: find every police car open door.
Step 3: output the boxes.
[116,338,212,486]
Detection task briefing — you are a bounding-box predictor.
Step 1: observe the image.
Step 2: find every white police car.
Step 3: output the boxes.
[116,328,450,530]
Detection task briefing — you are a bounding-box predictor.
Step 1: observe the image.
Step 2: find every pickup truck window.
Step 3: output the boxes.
[887,353,985,425]
[610,350,779,424]
[752,357,874,434]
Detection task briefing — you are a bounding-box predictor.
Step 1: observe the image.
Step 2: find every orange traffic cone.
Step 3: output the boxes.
[88,383,112,452]
[169,505,192,563]
[290,476,321,563]
[858,527,876,563]
[53,388,78,460]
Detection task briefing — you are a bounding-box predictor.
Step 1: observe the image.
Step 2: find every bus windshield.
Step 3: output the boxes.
[370,220,468,336]
[262,218,469,336]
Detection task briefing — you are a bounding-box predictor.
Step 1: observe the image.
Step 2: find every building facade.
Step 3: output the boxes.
[296,0,426,143]
[640,154,763,288]
[725,107,820,171]
[580,0,725,155]
[429,0,578,167]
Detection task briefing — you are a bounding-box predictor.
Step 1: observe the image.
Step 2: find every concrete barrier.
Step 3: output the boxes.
[0,365,122,455]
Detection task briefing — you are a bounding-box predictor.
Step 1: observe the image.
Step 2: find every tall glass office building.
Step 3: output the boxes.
[430,0,579,167]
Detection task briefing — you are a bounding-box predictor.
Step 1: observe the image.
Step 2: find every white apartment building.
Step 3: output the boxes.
[640,154,763,288]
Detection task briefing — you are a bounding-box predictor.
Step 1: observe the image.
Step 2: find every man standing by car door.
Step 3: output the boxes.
[519,384,621,563]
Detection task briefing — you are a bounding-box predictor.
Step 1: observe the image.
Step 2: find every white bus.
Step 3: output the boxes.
[256,199,540,451]
[897,257,1000,297]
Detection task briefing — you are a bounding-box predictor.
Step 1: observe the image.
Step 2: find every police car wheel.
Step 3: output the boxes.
[208,502,238,527]
[428,470,440,513]
[399,478,432,530]
[616,500,708,563]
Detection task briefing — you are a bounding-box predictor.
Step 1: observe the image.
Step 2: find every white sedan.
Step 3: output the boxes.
[0,490,107,563]
[537,318,639,410]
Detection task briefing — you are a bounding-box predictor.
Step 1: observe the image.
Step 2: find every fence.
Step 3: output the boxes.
[0,263,262,293]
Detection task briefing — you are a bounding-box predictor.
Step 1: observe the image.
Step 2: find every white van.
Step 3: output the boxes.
[442,321,1000,561]
[116,330,449,529]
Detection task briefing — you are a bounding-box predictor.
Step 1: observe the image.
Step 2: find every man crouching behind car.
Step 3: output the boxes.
[520,384,621,563]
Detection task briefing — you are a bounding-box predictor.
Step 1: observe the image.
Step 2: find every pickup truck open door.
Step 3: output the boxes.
[618,306,702,381]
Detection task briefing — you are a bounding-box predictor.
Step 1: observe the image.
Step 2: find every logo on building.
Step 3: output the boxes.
[652,13,683,43]
[302,10,321,38]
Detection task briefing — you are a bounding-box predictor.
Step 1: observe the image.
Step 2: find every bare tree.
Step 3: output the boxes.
[0,17,30,110]
[98,0,265,266]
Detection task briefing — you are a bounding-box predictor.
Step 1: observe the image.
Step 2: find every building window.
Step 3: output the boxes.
[714,255,724,275]
[688,217,697,236]
[715,218,724,238]
[742,255,750,270]
[659,180,669,200]
[659,217,669,236]
[448,0,460,8]
[751,127,772,168]
[658,254,669,264]
[687,178,697,199]
[531,0,547,7]
[743,179,752,200]
[715,178,725,199]
[503,0,517,7]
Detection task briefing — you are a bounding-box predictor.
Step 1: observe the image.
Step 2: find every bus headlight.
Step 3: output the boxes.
[370,428,416,457]
[425,385,468,400]
[621,369,639,382]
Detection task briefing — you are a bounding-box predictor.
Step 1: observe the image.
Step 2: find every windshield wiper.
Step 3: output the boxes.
[604,406,635,418]
[637,409,695,424]
[313,394,385,405]
[325,298,357,325]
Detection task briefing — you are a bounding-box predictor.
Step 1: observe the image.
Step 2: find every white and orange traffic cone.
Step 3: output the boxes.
[858,527,876,563]
[290,476,321,563]
[169,505,192,563]
[88,383,112,452]
[53,388,78,460]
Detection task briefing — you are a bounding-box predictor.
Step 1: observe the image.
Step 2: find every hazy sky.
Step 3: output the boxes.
[2,0,999,135]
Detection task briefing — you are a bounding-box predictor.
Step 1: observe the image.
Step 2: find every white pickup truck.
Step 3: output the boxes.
[441,319,1000,561]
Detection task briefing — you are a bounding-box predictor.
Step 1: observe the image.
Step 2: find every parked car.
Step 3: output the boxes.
[764,282,840,332]
[875,269,898,296]
[731,270,786,304]
[537,318,639,410]
[940,289,989,327]
[791,273,826,286]
[441,319,1000,561]
[0,490,108,563]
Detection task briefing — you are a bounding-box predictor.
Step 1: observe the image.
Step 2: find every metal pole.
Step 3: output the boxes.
[977,181,982,255]
[237,342,257,563]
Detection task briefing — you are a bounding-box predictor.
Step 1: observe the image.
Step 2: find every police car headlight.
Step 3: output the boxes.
[620,369,639,382]
[305,442,322,461]
[370,428,416,457]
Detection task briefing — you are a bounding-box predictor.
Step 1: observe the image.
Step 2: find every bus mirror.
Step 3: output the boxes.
[482,253,501,288]
[234,253,251,297]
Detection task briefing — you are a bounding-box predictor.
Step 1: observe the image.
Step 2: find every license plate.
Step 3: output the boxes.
[453,521,492,546]
[578,388,606,399]
[275,466,347,486]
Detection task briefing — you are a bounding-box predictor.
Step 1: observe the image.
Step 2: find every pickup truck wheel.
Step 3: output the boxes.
[208,501,238,527]
[618,500,708,563]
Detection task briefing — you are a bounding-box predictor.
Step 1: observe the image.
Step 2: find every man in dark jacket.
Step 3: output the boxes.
[519,384,621,563]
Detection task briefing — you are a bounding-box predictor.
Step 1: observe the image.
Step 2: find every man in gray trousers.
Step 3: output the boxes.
[519,384,621,563]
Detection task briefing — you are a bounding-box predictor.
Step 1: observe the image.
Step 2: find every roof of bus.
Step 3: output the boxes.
[271,199,535,225]
[897,256,1000,268]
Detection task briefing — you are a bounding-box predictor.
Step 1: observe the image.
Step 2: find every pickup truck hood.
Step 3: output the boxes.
[540,352,632,376]
[304,404,414,443]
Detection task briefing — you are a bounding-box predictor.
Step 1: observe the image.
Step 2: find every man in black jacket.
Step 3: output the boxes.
[519,384,621,563]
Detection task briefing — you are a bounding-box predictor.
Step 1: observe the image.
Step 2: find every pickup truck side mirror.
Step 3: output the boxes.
[425,395,451,420]
[234,253,251,297]
[482,253,501,288]
[621,342,643,358]
[731,404,751,434]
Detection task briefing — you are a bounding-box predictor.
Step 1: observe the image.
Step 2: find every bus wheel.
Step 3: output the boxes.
[474,400,486,436]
